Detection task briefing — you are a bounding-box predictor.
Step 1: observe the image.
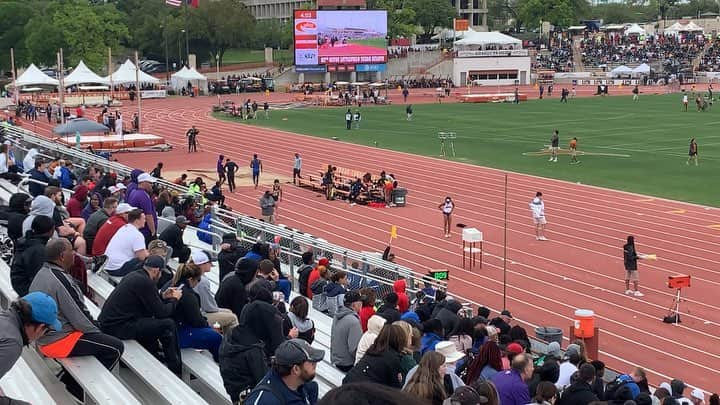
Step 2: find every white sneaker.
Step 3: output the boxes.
[538,236,548,241]
[634,291,644,297]
[625,289,634,295]
[549,157,554,161]
[553,158,558,162]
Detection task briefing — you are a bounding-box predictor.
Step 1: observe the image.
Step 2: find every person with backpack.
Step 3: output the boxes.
[309,265,330,313]
[243,339,322,405]
[305,257,329,298]
[604,372,640,403]
[556,363,599,405]
[296,252,314,298]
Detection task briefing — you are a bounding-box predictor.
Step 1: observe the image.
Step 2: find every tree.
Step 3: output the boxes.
[376,0,417,38]
[650,0,678,20]
[252,19,292,50]
[408,0,457,42]
[0,2,38,71]
[519,0,575,30]
[188,0,255,65]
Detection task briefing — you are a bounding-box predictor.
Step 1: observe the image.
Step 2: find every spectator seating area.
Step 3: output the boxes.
[531,39,574,72]
[698,42,720,72]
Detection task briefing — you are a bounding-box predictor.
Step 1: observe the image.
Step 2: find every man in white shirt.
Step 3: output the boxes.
[104,209,148,277]
[529,191,548,241]
[293,153,303,185]
[556,348,580,390]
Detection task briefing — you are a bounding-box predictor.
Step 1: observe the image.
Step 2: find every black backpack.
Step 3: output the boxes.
[604,376,631,401]
[297,264,313,297]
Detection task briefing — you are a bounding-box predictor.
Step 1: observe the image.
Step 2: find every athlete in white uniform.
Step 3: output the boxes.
[529,191,548,241]
[438,196,455,238]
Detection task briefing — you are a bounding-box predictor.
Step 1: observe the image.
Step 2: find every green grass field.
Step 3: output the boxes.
[222,49,292,65]
[215,94,720,206]
[347,38,387,49]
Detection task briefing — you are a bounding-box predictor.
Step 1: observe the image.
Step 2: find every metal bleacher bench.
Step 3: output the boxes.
[0,356,57,405]
[87,272,232,404]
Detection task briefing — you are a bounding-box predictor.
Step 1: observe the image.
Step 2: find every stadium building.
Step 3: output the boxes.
[452,31,531,85]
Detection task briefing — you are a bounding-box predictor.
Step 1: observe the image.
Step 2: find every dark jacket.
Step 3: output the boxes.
[343,349,404,388]
[219,325,268,402]
[238,298,286,358]
[28,168,49,198]
[98,269,177,329]
[623,243,638,271]
[83,208,110,253]
[375,304,401,324]
[173,281,208,329]
[159,223,187,254]
[6,194,29,242]
[557,381,599,405]
[216,272,252,319]
[218,246,247,282]
[244,369,318,405]
[10,233,50,296]
[434,301,462,337]
[590,374,605,400]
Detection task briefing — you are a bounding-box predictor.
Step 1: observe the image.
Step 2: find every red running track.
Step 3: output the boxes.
[28,93,720,395]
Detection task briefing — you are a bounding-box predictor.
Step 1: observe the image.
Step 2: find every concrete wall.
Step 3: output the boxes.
[453,56,531,85]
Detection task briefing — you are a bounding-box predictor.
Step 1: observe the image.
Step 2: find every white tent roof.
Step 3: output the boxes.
[683,21,703,32]
[624,23,646,36]
[171,66,207,81]
[664,22,685,34]
[64,61,109,86]
[607,65,634,77]
[632,63,651,74]
[454,31,521,46]
[108,59,160,85]
[15,64,59,87]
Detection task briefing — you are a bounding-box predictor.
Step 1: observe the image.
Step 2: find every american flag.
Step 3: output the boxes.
[166,0,198,7]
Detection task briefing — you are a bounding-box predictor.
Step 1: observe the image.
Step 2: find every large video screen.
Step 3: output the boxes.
[294,10,387,67]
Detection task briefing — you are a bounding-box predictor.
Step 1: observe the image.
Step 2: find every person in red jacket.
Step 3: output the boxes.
[358,288,377,332]
[394,278,409,314]
[65,185,89,218]
[306,257,329,298]
[91,203,135,256]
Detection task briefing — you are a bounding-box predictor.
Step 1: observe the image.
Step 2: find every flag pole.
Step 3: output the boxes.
[135,50,142,133]
[58,49,65,125]
[502,172,508,310]
[10,48,18,106]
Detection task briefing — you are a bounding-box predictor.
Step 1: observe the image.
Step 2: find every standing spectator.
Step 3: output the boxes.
[403,351,447,404]
[0,292,62,403]
[448,318,474,354]
[355,315,386,364]
[243,339,322,405]
[589,360,606,399]
[394,278,409,313]
[127,173,158,242]
[11,216,54,296]
[98,256,183,374]
[623,236,644,297]
[190,251,239,336]
[529,192,548,241]
[159,215,192,263]
[491,353,533,405]
[305,257,328,298]
[91,203,134,256]
[259,190,276,224]
[331,290,364,372]
[103,209,149,277]
[376,292,402,323]
[29,239,124,399]
[556,363,599,405]
[310,266,330,312]
[224,158,239,192]
[670,379,693,405]
[215,258,258,318]
[344,323,406,388]
[282,296,315,344]
[240,280,288,358]
[83,197,117,254]
[293,153,303,184]
[219,313,270,404]
[490,309,513,336]
[166,261,222,361]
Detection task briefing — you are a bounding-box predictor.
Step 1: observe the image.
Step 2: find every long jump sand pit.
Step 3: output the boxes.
[165,167,292,187]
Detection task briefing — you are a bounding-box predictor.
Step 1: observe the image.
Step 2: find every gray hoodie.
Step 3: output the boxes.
[22,195,56,237]
[259,194,275,216]
[330,305,362,367]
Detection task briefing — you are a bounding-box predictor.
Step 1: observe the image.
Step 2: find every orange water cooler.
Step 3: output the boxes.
[569,309,600,360]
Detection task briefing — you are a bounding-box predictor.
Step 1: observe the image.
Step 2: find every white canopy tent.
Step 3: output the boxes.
[453,31,522,50]
[14,64,59,87]
[624,23,646,36]
[683,21,703,32]
[607,65,634,77]
[64,60,109,87]
[170,67,208,94]
[107,59,160,85]
[632,63,651,75]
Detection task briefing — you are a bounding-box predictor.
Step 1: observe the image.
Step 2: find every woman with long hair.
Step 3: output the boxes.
[358,287,377,332]
[169,261,222,361]
[403,351,448,405]
[471,380,500,405]
[282,296,315,343]
[531,381,557,404]
[81,192,102,221]
[344,324,407,388]
[393,320,418,382]
[464,340,503,384]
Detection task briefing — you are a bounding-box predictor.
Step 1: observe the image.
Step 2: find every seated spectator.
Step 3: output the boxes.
[352,287,374,328]
[344,323,406,388]
[310,265,330,313]
[421,318,444,354]
[244,339,322,404]
[449,318,474,354]
[489,309,513,336]
[392,320,418,383]
[393,278,409,314]
[215,257,257,318]
[589,360,606,400]
[331,290,363,372]
[527,354,560,398]
[66,185,88,218]
[219,316,270,403]
[83,197,117,255]
[45,186,87,255]
[0,292,63,404]
[319,382,422,405]
[282,296,315,344]
[670,379,693,405]
[556,347,581,389]
[306,257,330,298]
[103,209,148,277]
[355,315,386,364]
[376,292,401,323]
[240,280,287,358]
[465,340,503,384]
[296,251,315,299]
[159,215,192,263]
[6,192,31,242]
[217,232,247,282]
[531,381,558,405]
[29,238,124,399]
[491,353,534,405]
[403,351,448,404]
[11,216,54,296]
[127,172,158,242]
[208,181,225,206]
[91,203,134,256]
[556,363,598,405]
[81,192,102,221]
[22,148,39,174]
[325,270,348,316]
[98,255,183,374]
[189,250,238,336]
[166,260,222,362]
[21,195,56,238]
[28,159,50,198]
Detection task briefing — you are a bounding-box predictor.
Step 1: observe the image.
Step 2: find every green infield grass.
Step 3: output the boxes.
[215,94,720,207]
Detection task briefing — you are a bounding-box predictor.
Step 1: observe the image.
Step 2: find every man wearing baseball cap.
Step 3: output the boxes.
[190,250,238,335]
[244,339,322,404]
[159,215,192,263]
[83,196,119,254]
[330,290,364,372]
[126,172,158,242]
[0,292,62,388]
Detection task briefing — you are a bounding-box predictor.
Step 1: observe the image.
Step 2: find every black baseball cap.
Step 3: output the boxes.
[275,339,325,366]
[501,309,513,318]
[344,290,363,306]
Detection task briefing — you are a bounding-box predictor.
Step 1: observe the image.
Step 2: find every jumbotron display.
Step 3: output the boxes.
[294,10,387,68]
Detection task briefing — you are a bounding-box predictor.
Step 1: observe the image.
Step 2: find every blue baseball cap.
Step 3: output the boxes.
[23,292,62,331]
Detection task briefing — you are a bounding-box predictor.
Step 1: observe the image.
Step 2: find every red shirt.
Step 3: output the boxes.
[92,215,128,256]
[359,305,376,333]
[65,198,84,218]
[306,268,320,298]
